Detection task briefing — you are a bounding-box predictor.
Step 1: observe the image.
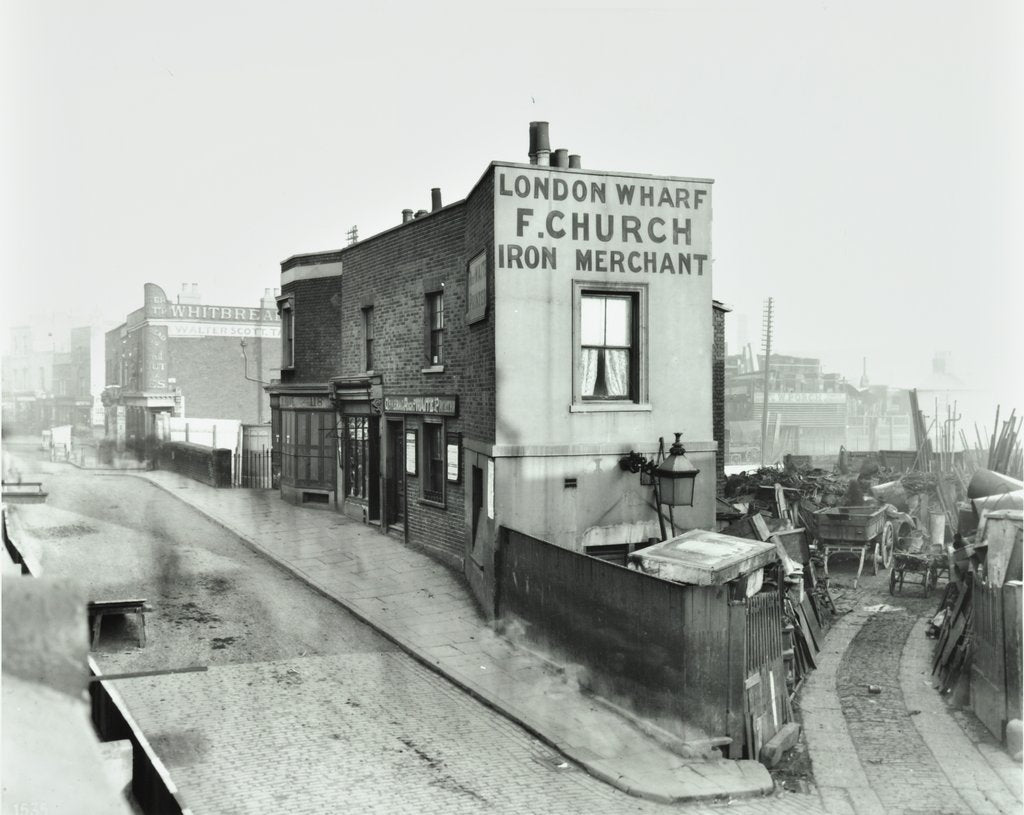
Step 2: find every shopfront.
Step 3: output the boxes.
[271,390,336,507]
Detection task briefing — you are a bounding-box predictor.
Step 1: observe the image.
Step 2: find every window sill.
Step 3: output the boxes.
[421,365,445,374]
[569,402,653,413]
[417,498,446,510]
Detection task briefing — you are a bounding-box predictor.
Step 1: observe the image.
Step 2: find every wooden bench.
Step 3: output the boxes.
[88,599,152,649]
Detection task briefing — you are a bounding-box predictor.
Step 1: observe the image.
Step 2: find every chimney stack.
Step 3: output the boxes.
[528,122,538,164]
[534,121,550,166]
[431,188,442,212]
[569,154,581,169]
[402,209,414,223]
[553,148,569,168]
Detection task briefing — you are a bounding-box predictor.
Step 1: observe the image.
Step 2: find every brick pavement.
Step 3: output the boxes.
[114,469,814,809]
[798,568,1023,815]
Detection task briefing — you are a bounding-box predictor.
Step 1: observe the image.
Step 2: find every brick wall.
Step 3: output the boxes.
[278,274,343,385]
[167,335,279,424]
[334,194,496,565]
[713,304,726,496]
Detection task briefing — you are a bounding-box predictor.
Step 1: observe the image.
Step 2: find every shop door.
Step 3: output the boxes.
[386,419,405,528]
[368,419,380,521]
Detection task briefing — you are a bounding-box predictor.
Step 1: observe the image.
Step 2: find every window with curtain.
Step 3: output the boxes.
[580,293,636,400]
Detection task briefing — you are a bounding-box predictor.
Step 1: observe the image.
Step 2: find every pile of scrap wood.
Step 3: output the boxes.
[930,474,1024,704]
[718,483,835,699]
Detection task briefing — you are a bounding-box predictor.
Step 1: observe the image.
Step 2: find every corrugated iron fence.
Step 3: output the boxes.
[497,527,786,758]
[233,449,273,489]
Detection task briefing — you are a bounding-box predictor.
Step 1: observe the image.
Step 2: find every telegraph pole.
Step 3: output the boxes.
[346,225,359,245]
[759,297,774,466]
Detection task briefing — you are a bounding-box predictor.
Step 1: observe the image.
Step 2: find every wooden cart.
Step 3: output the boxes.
[813,506,895,589]
[889,543,947,597]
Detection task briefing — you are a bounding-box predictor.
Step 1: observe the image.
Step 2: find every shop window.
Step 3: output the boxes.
[421,420,445,505]
[280,409,334,488]
[426,292,444,366]
[278,296,295,369]
[363,307,374,371]
[344,416,370,500]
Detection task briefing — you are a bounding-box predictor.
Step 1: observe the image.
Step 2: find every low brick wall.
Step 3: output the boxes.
[155,442,231,488]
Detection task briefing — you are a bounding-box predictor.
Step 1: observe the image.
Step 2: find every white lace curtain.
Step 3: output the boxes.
[580,348,629,397]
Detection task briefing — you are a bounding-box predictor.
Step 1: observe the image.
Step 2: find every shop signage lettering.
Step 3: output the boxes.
[164,323,281,339]
[384,395,458,416]
[495,169,711,278]
[150,304,280,322]
[280,395,331,409]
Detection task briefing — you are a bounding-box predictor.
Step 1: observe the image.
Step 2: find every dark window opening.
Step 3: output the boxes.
[363,307,374,371]
[422,421,444,504]
[427,292,444,366]
[344,416,370,500]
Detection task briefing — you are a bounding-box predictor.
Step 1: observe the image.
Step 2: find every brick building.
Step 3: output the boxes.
[103,283,280,452]
[270,124,723,604]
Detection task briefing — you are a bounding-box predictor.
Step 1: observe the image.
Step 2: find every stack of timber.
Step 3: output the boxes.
[720,482,834,698]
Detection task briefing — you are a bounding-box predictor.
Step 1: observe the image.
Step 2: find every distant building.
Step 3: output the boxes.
[103,283,280,453]
[725,352,913,461]
[1,325,94,432]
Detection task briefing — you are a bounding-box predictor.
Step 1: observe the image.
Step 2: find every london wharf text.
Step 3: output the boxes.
[497,172,709,276]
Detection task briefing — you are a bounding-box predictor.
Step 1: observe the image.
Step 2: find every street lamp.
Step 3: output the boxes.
[619,432,701,540]
[653,433,700,508]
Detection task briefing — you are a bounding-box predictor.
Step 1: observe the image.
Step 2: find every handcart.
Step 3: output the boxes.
[813,505,894,589]
[889,541,946,597]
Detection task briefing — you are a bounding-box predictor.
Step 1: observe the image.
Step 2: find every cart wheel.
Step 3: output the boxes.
[879,522,895,570]
[889,566,898,595]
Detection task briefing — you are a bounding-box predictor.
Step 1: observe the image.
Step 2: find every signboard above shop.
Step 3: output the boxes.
[384,395,458,416]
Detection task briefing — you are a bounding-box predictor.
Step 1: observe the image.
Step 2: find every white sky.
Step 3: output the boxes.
[2,1,1021,408]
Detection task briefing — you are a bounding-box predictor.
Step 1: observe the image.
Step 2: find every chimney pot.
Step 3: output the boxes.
[431,188,442,212]
[553,148,569,168]
[402,208,414,223]
[528,121,539,164]
[534,121,550,166]
[415,209,427,218]
[569,154,581,169]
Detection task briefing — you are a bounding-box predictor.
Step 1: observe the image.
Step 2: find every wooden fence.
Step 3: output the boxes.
[496,527,786,758]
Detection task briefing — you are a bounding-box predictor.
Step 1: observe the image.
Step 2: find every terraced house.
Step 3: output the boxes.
[269,124,725,609]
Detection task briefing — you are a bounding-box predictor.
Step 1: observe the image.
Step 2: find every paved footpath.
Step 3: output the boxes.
[799,588,1022,815]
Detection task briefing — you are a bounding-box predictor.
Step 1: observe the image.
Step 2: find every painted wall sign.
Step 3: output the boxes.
[466,252,487,324]
[494,168,712,279]
[163,322,281,339]
[384,395,458,416]
[280,395,331,409]
[751,391,846,404]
